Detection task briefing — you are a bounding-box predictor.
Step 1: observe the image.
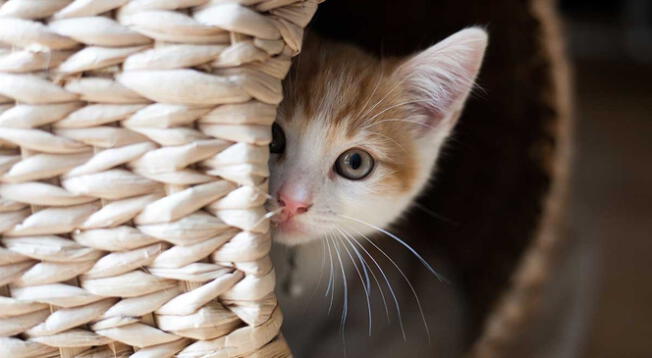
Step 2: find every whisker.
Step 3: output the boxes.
[335,228,371,297]
[339,215,447,282]
[367,130,408,154]
[363,99,432,127]
[253,185,276,201]
[336,229,371,294]
[341,228,406,341]
[360,80,404,121]
[412,202,459,226]
[318,237,327,288]
[253,207,283,229]
[335,227,372,337]
[358,65,385,119]
[339,228,392,324]
[265,207,284,218]
[300,236,328,314]
[332,234,349,349]
[351,226,432,341]
[365,116,440,131]
[325,235,336,315]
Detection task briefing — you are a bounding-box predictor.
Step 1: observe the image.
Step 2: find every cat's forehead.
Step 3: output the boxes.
[279,103,352,161]
[282,73,410,143]
[281,40,409,132]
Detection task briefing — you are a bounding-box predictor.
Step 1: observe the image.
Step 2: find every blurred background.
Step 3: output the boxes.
[560,0,652,356]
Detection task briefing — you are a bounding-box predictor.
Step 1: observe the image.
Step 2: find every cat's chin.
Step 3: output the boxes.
[271,226,316,246]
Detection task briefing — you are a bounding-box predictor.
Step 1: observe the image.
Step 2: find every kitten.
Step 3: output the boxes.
[269,28,488,357]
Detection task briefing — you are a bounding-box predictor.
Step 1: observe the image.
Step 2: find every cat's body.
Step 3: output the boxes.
[268,28,488,356]
[272,239,467,357]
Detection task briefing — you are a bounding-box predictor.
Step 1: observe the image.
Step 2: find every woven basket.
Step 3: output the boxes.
[0,1,319,357]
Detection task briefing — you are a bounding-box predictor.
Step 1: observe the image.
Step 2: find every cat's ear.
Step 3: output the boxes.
[396,27,488,135]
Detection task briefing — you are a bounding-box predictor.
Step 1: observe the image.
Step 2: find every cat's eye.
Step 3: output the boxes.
[270,123,286,154]
[334,148,374,180]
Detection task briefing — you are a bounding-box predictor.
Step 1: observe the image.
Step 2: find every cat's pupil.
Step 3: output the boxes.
[349,153,362,170]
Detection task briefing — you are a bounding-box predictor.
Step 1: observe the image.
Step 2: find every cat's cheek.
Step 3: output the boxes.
[347,193,415,231]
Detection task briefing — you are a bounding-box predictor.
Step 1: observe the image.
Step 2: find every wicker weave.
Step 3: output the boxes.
[0,1,319,357]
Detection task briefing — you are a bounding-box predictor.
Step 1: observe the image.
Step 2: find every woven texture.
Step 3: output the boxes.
[0,0,318,357]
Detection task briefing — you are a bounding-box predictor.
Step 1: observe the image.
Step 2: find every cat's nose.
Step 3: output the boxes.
[277,192,312,221]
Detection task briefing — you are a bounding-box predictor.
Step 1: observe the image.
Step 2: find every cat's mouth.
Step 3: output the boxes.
[273,218,302,233]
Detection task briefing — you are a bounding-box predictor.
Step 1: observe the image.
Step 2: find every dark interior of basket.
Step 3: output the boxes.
[310,0,560,345]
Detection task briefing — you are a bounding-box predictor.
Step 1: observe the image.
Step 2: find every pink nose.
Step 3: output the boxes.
[278,193,312,222]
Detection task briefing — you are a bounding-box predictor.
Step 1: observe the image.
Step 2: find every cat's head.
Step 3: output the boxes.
[269,28,488,245]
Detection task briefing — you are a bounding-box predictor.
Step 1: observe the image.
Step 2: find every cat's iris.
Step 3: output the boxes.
[335,148,374,180]
[270,123,286,154]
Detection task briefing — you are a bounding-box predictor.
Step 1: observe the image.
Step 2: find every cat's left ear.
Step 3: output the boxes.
[396,27,488,135]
